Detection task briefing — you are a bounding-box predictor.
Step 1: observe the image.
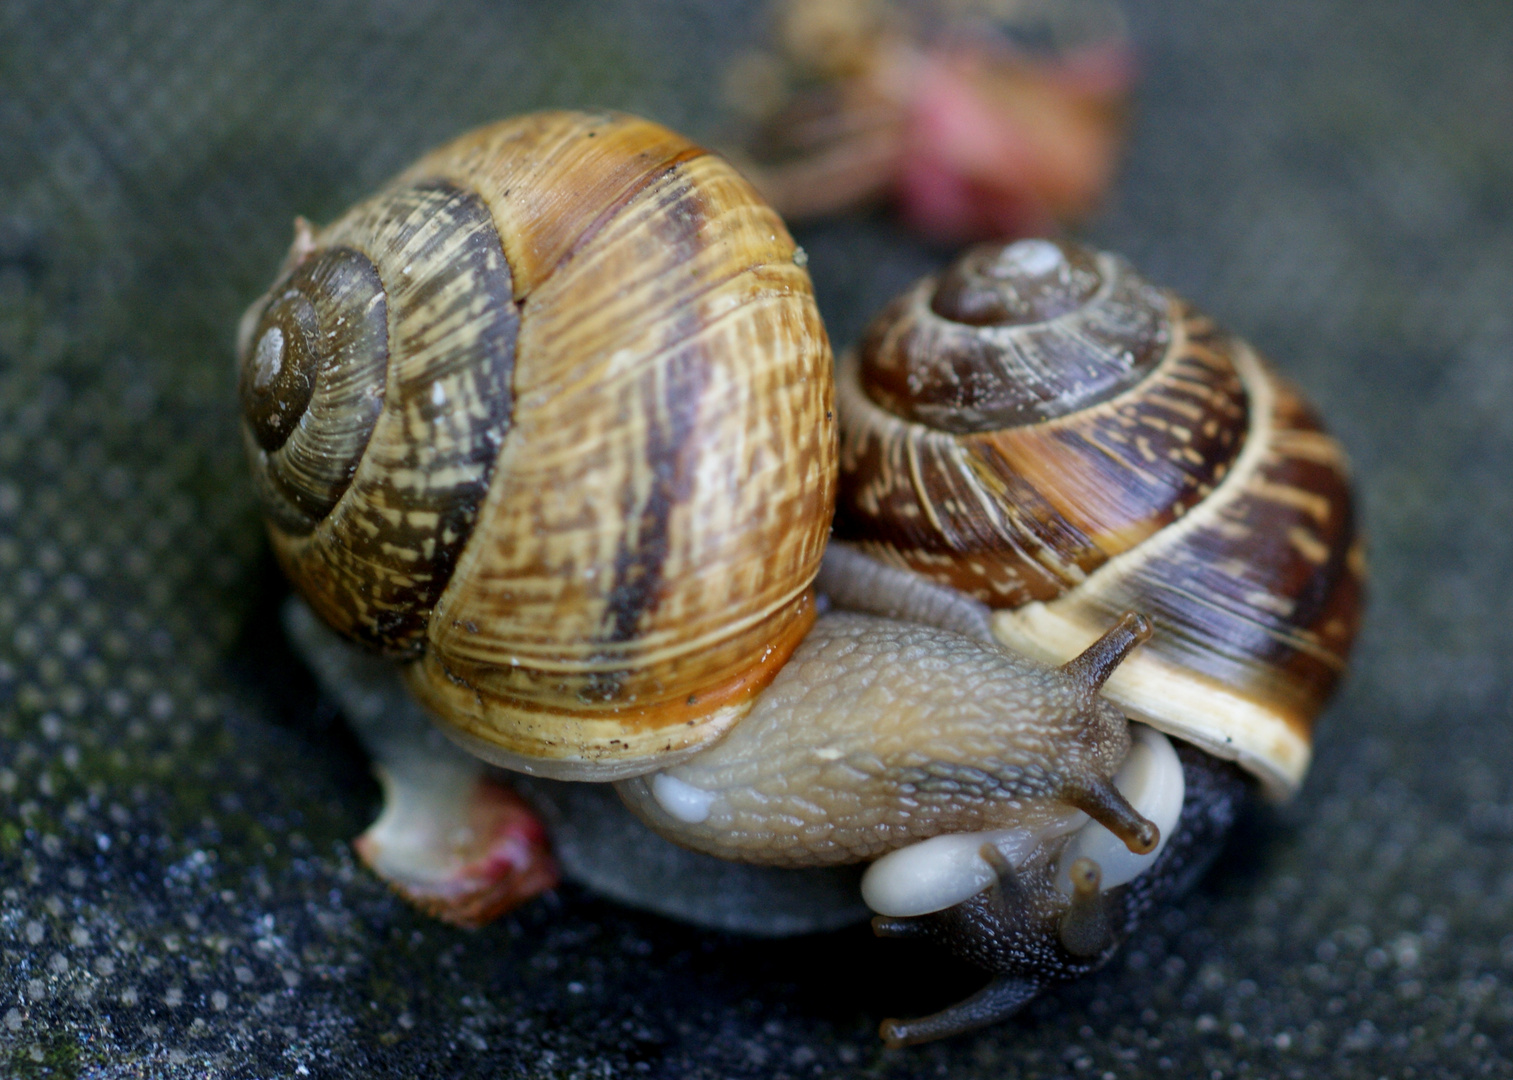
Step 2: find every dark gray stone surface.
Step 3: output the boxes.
[2,0,1512,1076]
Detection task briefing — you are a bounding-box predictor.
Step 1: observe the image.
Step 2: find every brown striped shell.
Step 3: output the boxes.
[836,238,1363,797]
[237,111,836,781]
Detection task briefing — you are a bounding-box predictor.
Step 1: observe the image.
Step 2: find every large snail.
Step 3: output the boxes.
[237,111,1362,1046]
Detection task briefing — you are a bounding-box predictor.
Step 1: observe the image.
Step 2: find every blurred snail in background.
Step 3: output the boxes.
[237,111,1362,1045]
[724,0,1135,242]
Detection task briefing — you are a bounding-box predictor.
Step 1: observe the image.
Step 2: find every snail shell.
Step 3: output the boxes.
[835,238,1364,798]
[237,111,835,781]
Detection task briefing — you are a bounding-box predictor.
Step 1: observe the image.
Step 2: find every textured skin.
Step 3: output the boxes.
[617,610,1133,865]
[1,0,1498,1071]
[283,595,871,936]
[815,541,996,643]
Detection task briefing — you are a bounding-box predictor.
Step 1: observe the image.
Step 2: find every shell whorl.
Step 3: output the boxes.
[238,112,836,780]
[240,182,519,653]
[837,238,1362,796]
[860,240,1170,432]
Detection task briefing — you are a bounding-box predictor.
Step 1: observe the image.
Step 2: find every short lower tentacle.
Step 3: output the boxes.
[1057,857,1113,956]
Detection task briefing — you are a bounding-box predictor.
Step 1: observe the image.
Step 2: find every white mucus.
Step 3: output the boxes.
[651,772,716,824]
[861,812,1084,918]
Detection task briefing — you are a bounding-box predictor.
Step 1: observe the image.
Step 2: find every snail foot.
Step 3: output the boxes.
[354,769,558,929]
[871,914,927,939]
[1057,856,1113,956]
[879,974,1042,1049]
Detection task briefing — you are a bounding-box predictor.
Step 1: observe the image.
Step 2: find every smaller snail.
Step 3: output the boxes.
[725,0,1134,241]
[238,113,1361,1045]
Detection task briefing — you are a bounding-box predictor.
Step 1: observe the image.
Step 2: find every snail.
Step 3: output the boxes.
[823,236,1363,1041]
[724,0,1135,241]
[236,111,1363,1045]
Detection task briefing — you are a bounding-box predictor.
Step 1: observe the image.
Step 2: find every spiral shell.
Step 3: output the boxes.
[836,238,1363,796]
[238,111,836,780]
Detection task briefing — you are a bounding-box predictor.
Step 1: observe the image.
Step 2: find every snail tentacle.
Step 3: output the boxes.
[1057,856,1113,956]
[1058,772,1158,856]
[871,740,1248,1047]
[827,238,1359,1038]
[880,975,1043,1050]
[877,841,1048,1047]
[1059,611,1152,696]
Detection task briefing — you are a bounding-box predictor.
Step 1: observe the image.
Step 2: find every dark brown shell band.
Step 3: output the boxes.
[243,112,837,777]
[834,237,1362,793]
[1063,366,1362,726]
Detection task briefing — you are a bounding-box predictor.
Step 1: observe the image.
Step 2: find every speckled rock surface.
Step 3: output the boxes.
[3,0,1513,1077]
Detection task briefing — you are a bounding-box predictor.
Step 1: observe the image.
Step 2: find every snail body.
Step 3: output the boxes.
[239,113,1361,1046]
[618,606,1158,867]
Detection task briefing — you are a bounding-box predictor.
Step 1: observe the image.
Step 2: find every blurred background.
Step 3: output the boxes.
[2,0,1512,1076]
